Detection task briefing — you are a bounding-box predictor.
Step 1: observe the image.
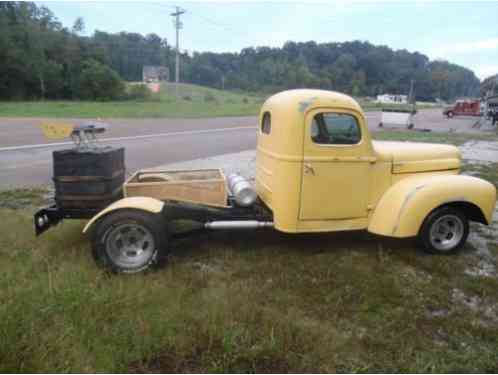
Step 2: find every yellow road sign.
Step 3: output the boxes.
[40,122,74,140]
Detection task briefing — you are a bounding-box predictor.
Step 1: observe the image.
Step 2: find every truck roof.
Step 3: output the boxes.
[257,89,370,165]
[262,89,363,116]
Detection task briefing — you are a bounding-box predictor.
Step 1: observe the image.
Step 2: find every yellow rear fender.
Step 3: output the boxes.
[368,175,496,238]
[82,197,164,234]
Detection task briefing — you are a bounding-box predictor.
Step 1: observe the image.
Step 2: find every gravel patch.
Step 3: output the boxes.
[459,140,498,164]
[451,288,498,327]
[154,150,257,180]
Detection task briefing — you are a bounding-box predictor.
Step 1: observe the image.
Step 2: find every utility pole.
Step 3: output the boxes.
[408,79,415,104]
[171,6,185,96]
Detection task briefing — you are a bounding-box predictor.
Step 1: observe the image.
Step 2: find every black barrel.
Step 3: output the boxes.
[53,147,125,210]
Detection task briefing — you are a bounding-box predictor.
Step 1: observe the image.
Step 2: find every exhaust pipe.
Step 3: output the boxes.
[204,221,274,230]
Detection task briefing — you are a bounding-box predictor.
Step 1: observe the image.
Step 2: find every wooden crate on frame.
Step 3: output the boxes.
[124,169,228,207]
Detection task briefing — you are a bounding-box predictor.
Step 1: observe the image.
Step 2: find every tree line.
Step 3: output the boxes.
[0,1,484,101]
[181,43,481,101]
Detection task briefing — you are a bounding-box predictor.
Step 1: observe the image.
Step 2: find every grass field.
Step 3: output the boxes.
[0,132,497,372]
[0,83,435,119]
[0,83,264,119]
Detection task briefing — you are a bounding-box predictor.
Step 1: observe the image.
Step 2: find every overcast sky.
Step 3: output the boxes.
[38,1,498,80]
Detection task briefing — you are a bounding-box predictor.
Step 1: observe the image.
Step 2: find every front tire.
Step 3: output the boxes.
[418,206,469,254]
[446,111,454,118]
[91,209,168,273]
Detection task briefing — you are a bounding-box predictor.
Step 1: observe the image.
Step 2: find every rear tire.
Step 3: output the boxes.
[91,209,168,273]
[418,206,469,254]
[447,111,454,118]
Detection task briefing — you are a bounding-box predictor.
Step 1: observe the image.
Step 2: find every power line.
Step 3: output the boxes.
[186,11,246,37]
[139,2,248,37]
[133,2,251,52]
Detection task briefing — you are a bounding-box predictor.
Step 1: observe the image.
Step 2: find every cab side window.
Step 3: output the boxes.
[311,113,361,145]
[261,112,271,134]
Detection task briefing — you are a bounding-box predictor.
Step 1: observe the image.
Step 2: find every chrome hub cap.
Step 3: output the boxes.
[429,214,464,251]
[105,223,155,268]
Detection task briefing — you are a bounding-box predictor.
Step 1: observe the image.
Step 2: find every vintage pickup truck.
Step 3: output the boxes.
[35,89,497,273]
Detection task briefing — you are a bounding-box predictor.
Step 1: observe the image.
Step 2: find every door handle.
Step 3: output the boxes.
[304,163,315,175]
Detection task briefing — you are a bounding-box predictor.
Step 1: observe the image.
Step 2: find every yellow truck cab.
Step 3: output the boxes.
[37,89,496,273]
[255,89,496,239]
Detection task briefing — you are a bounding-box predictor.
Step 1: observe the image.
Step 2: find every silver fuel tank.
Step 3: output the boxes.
[227,173,257,207]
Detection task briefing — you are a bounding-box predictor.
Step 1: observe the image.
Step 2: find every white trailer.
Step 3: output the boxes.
[378,108,416,129]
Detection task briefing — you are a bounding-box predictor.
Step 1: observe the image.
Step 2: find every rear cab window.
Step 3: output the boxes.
[311,113,361,145]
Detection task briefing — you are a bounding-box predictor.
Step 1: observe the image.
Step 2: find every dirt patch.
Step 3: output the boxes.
[0,187,50,209]
[128,345,301,374]
[129,350,204,374]
[459,151,498,280]
[191,260,224,275]
[465,216,497,275]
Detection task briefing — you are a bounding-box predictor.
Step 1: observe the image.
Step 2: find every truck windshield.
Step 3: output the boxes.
[311,113,361,145]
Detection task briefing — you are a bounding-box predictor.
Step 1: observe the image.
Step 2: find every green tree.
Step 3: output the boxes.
[76,59,125,100]
[72,17,84,34]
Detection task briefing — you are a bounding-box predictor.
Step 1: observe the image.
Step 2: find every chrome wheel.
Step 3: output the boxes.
[429,214,464,252]
[105,223,156,269]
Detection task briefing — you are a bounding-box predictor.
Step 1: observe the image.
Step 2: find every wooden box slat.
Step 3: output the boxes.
[124,169,228,207]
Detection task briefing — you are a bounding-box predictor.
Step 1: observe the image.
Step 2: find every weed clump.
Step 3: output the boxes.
[204,93,217,102]
[127,84,152,101]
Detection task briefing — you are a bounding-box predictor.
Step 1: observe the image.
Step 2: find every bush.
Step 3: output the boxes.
[204,92,217,102]
[127,84,151,100]
[76,59,126,101]
[182,95,192,101]
[242,97,249,104]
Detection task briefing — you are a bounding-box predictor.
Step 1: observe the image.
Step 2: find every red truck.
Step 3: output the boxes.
[443,99,482,118]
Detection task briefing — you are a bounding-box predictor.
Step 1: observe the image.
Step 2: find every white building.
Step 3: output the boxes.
[376,94,408,104]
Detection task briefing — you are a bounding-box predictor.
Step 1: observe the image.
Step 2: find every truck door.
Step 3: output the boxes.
[299,109,373,220]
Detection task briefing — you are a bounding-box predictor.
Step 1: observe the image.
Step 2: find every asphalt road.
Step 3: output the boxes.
[0,109,490,188]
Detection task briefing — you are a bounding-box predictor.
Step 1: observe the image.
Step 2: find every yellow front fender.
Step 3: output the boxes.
[82,197,164,234]
[368,175,496,238]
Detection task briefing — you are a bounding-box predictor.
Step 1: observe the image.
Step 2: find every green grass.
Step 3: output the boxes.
[358,99,438,112]
[1,159,497,372]
[0,83,264,119]
[0,83,435,119]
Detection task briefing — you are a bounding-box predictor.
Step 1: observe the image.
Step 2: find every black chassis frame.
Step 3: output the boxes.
[34,196,273,237]
[34,205,100,236]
